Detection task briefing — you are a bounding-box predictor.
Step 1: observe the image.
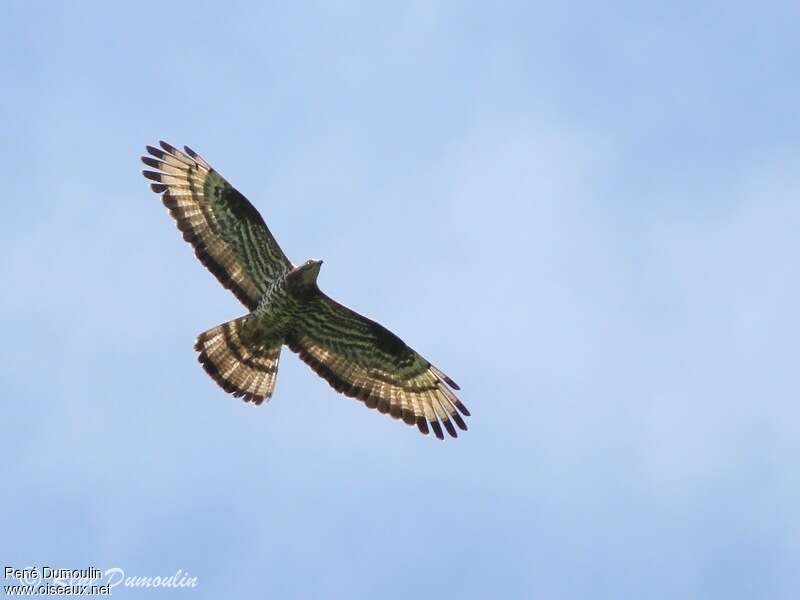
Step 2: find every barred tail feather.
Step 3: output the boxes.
[194,316,281,404]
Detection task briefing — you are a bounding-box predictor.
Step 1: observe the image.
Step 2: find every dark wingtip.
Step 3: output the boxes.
[389,403,403,420]
[146,145,165,158]
[416,416,429,436]
[184,145,198,158]
[159,140,178,153]
[452,412,468,431]
[150,183,168,193]
[431,365,460,390]
[445,376,460,390]
[142,170,162,182]
[141,156,160,169]
[455,400,471,417]
[431,421,444,440]
[443,419,457,438]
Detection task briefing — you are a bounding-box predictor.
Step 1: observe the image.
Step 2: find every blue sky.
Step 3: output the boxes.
[2,1,799,598]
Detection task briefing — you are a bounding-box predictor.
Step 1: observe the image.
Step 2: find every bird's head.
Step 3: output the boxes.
[287,259,323,291]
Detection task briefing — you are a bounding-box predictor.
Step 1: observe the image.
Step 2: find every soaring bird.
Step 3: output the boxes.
[141,141,469,439]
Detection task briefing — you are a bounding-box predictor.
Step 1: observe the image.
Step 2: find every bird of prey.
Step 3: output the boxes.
[141,141,469,439]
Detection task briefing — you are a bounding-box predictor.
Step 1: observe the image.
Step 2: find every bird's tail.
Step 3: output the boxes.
[194,316,281,404]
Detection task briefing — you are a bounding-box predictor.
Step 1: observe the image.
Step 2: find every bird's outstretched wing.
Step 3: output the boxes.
[142,141,292,310]
[287,293,470,439]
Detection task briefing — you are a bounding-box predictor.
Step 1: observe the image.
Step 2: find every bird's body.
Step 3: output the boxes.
[247,263,319,346]
[142,141,469,439]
